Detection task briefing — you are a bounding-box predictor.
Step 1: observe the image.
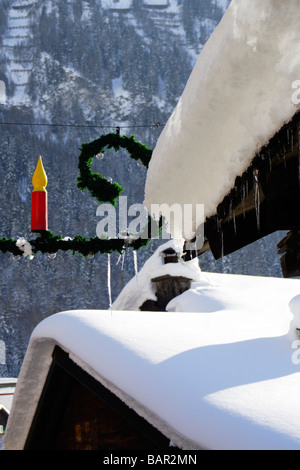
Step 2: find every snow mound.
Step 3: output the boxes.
[144,0,300,240]
[288,294,300,341]
[112,240,201,311]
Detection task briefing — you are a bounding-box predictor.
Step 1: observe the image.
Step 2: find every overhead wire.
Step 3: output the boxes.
[0,121,164,130]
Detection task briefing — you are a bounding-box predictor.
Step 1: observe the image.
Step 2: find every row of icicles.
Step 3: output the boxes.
[216,124,300,259]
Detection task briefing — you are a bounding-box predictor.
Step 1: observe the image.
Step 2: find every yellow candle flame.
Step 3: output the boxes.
[32,156,47,192]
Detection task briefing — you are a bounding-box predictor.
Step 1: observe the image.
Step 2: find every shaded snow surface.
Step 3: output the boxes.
[4,259,300,450]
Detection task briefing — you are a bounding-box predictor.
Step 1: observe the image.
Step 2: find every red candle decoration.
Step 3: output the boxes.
[31,156,48,232]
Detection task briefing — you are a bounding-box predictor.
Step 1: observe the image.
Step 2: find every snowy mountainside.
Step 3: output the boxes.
[1,0,227,120]
[0,0,286,379]
[1,0,35,107]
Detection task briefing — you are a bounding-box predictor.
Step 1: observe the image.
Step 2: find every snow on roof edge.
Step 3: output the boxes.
[4,335,202,450]
[144,0,300,240]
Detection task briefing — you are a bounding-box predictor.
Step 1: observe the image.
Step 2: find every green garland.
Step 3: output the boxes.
[0,132,160,258]
[0,227,156,258]
[77,132,153,205]
[0,220,162,258]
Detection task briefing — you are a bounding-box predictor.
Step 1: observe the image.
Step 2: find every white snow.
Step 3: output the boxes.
[2,0,35,107]
[112,74,130,99]
[4,255,300,450]
[0,81,6,105]
[112,240,202,311]
[143,0,169,6]
[101,0,132,10]
[144,0,300,240]
[0,378,17,412]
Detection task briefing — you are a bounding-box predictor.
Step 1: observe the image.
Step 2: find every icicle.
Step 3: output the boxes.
[298,125,300,189]
[233,210,237,235]
[220,227,224,259]
[133,249,139,295]
[116,238,127,270]
[283,152,287,170]
[229,200,233,221]
[215,216,225,258]
[116,252,122,265]
[107,253,112,310]
[221,230,225,267]
[241,184,246,218]
[133,250,138,277]
[121,250,126,270]
[298,149,300,189]
[268,149,272,172]
[253,170,260,232]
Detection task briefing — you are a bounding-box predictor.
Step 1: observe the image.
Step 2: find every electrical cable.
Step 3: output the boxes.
[0,121,164,130]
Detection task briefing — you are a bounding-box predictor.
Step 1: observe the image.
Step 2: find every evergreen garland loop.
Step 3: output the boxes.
[77,132,153,205]
[0,132,161,258]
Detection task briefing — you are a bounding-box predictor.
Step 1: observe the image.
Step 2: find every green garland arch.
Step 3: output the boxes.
[0,132,162,258]
[77,132,153,206]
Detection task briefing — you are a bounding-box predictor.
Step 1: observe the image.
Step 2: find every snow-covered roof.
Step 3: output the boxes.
[144,0,300,240]
[4,268,300,450]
